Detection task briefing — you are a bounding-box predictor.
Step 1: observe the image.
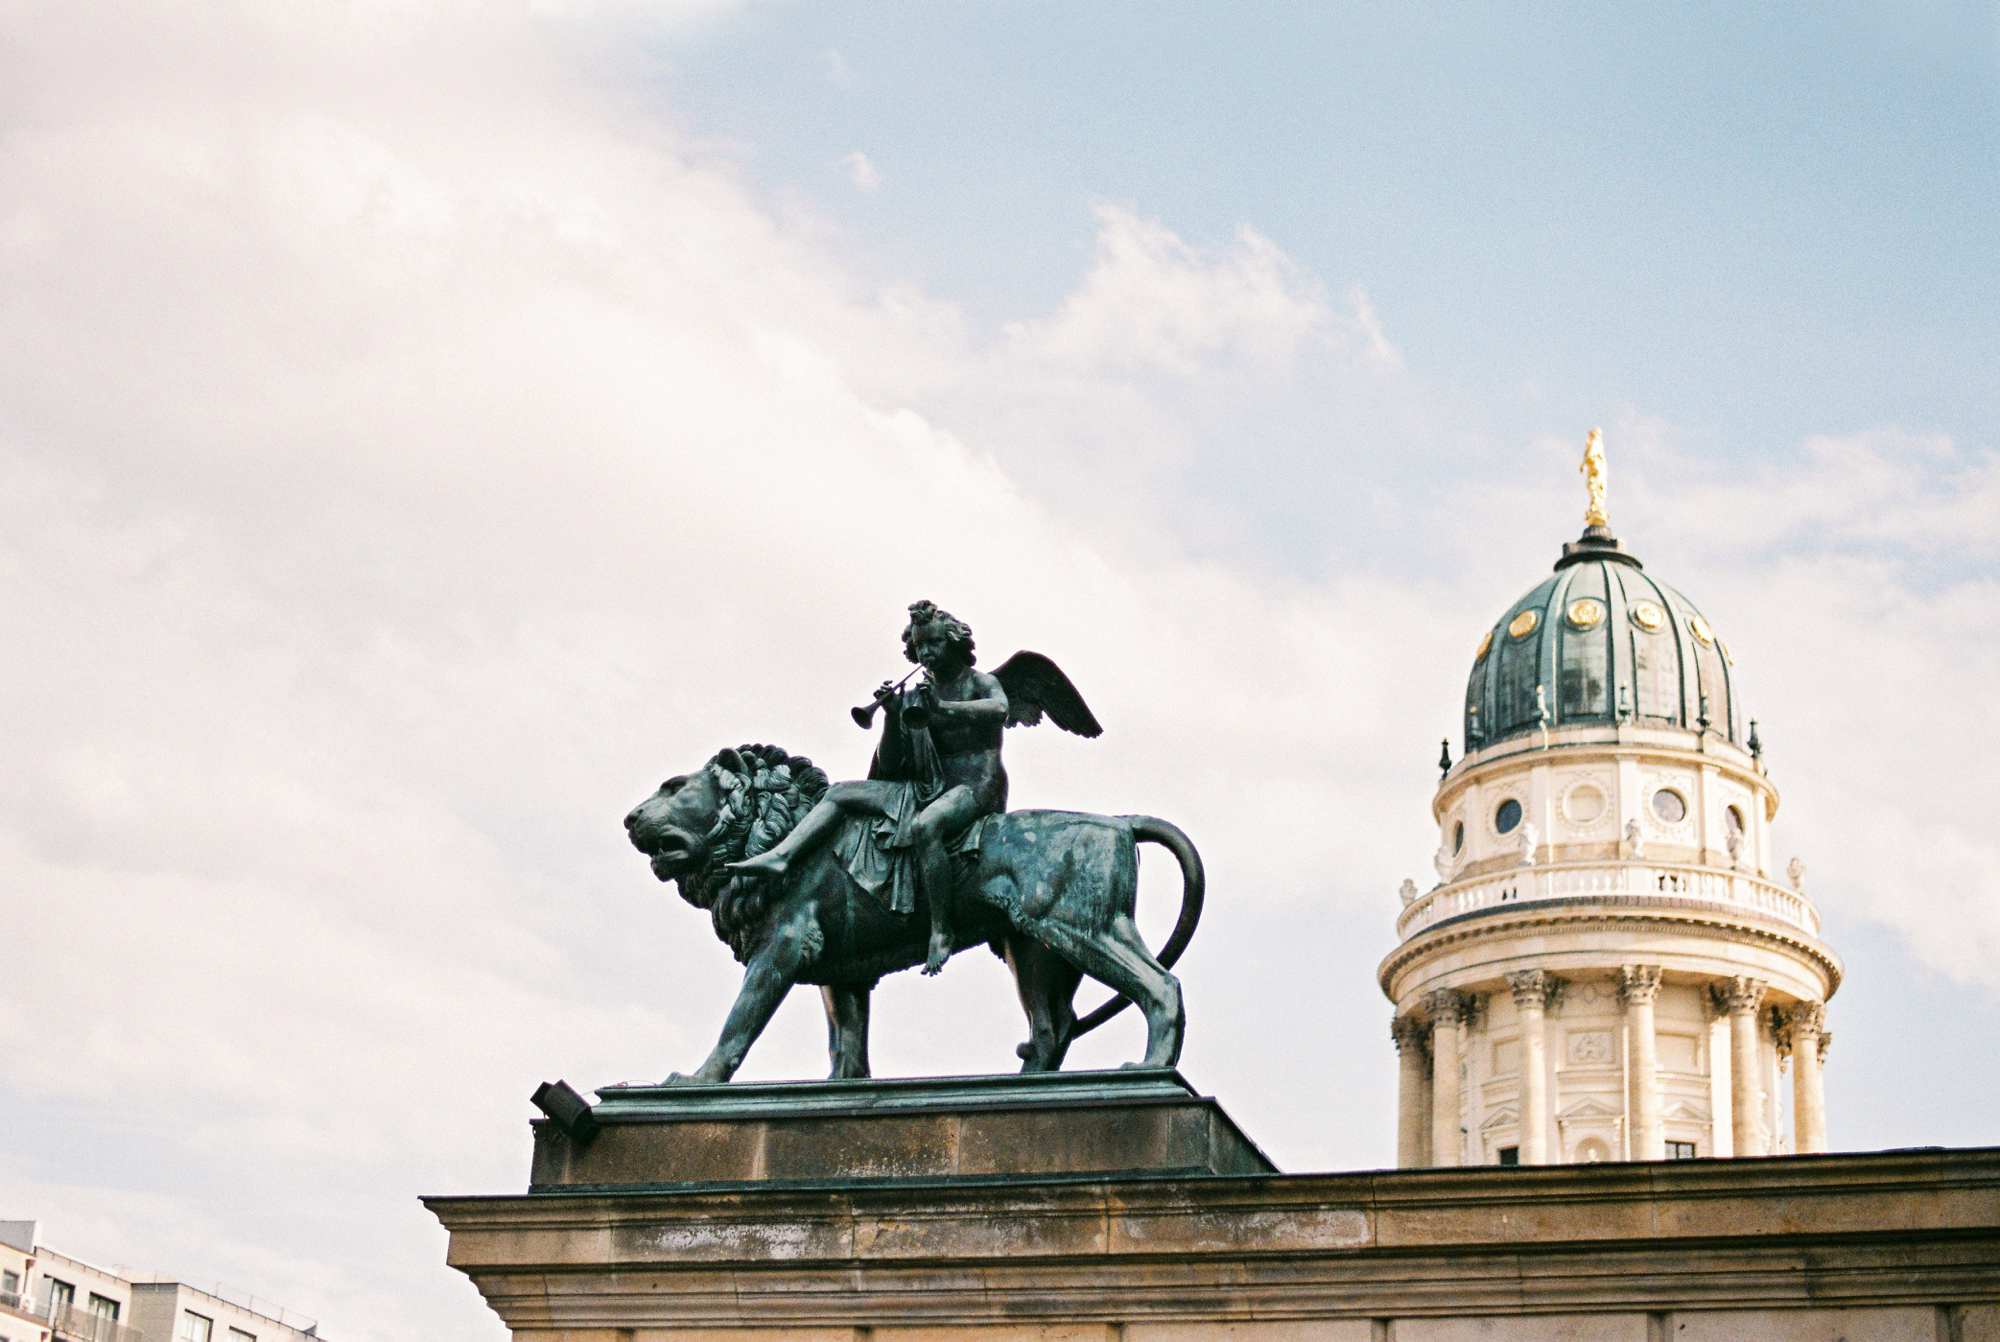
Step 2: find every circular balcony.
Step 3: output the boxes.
[1397,860,1821,941]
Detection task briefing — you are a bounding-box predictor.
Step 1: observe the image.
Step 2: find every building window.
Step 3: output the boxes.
[1667,1140,1698,1159]
[1497,1145,1520,1166]
[1651,788,1687,824]
[178,1312,214,1342]
[228,1329,258,1342]
[2,1268,18,1295]
[88,1294,120,1321]
[45,1279,75,1315]
[1495,799,1523,835]
[1452,820,1465,854]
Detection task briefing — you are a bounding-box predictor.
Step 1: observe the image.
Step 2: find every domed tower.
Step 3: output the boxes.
[1380,431,1841,1166]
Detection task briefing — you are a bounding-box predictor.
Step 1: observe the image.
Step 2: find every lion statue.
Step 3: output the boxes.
[623,742,1203,1082]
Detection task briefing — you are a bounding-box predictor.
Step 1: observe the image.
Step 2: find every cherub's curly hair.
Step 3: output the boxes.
[901,599,976,667]
[676,742,829,962]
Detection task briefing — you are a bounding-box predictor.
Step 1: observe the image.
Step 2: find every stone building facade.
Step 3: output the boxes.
[1382,448,1840,1166]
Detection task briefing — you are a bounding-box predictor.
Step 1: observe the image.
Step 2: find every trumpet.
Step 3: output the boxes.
[850,666,923,729]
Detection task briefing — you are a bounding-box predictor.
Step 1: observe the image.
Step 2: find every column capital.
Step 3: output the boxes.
[1424,989,1475,1027]
[1711,975,1767,1016]
[1391,1013,1431,1054]
[1506,969,1564,1011]
[1774,1001,1826,1055]
[1818,1029,1833,1062]
[1618,964,1664,1005]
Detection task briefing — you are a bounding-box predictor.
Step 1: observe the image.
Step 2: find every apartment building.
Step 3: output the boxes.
[0,1223,318,1342]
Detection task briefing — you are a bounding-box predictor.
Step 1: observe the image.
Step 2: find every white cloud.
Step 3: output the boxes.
[840,148,882,191]
[0,6,1994,1341]
[1002,203,1334,375]
[822,47,856,89]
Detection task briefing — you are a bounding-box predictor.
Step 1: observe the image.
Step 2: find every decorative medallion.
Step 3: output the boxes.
[1507,609,1539,639]
[1562,781,1608,826]
[1568,1031,1615,1065]
[1630,600,1665,632]
[1688,613,1716,646]
[1566,597,1605,629]
[1475,629,1493,661]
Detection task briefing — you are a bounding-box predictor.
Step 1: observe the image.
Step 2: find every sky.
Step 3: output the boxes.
[1,3,1996,1338]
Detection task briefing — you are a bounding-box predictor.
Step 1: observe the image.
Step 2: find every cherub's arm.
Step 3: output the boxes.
[930,670,1008,724]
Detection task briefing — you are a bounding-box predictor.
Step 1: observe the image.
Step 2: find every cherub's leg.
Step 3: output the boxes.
[914,786,980,974]
[728,781,896,880]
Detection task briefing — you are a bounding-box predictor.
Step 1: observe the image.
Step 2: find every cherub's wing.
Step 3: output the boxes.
[992,651,1103,738]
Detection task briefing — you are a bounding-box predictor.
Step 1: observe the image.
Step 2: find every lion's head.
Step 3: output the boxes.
[624,744,829,942]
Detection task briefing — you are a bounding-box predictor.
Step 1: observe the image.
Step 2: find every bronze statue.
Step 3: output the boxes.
[728,601,1096,974]
[623,601,1202,1082]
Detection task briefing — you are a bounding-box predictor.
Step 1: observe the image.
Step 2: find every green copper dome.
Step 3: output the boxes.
[1463,527,1742,753]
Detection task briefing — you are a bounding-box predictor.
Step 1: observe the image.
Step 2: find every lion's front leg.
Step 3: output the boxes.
[667,907,824,1084]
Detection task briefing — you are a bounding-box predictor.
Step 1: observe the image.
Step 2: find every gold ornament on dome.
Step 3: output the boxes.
[1508,609,1540,639]
[1566,597,1605,629]
[1580,427,1610,528]
[1630,600,1665,632]
[1475,629,1493,660]
[1719,640,1735,666]
[1688,612,1716,646]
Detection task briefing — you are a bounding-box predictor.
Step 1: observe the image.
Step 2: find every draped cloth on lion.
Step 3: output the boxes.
[833,720,986,913]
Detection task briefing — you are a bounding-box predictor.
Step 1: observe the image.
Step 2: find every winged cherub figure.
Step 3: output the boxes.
[728,600,1100,974]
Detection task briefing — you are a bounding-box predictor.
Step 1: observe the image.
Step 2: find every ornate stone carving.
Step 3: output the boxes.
[1568,1030,1614,1064]
[1711,976,1767,1016]
[1505,969,1544,1007]
[1817,1029,1832,1062]
[1787,856,1806,892]
[1617,964,1664,1005]
[1391,1013,1431,1055]
[1519,821,1540,867]
[1621,818,1645,859]
[1506,969,1564,1011]
[1399,877,1420,906]
[1426,989,1474,1027]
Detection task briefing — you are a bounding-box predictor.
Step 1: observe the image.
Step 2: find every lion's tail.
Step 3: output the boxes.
[1068,815,1206,1041]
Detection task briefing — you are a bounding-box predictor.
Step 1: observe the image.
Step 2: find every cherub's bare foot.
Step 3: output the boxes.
[922,931,951,976]
[726,849,790,880]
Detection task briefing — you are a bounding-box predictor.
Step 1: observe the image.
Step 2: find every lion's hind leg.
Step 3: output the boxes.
[1004,936,1082,1073]
[820,982,873,1080]
[1023,915,1183,1071]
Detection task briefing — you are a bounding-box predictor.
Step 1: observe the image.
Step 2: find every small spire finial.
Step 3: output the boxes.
[1580,427,1609,529]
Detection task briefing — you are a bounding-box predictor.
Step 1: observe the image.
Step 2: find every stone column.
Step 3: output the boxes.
[1426,990,1467,1167]
[1619,965,1665,1160]
[1506,971,1555,1164]
[1784,1003,1829,1154]
[1392,1014,1432,1168]
[1718,976,1768,1156]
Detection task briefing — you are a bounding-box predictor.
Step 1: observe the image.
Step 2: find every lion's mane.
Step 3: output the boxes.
[676,742,829,962]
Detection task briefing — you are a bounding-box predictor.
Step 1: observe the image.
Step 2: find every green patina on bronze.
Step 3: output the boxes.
[623,600,1203,1084]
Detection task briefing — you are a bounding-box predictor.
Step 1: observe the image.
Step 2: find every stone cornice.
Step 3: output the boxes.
[426,1148,2000,1330]
[1377,900,1844,1000]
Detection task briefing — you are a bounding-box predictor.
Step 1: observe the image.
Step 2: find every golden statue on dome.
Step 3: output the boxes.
[1580,427,1609,528]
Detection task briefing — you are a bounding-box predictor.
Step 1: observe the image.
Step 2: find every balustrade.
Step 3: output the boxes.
[1397,860,1820,939]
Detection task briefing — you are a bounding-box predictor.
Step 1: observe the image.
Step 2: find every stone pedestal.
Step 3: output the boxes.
[527,1068,1272,1189]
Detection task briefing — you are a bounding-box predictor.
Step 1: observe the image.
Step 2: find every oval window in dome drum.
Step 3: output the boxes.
[1495,798,1523,834]
[1652,788,1688,824]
